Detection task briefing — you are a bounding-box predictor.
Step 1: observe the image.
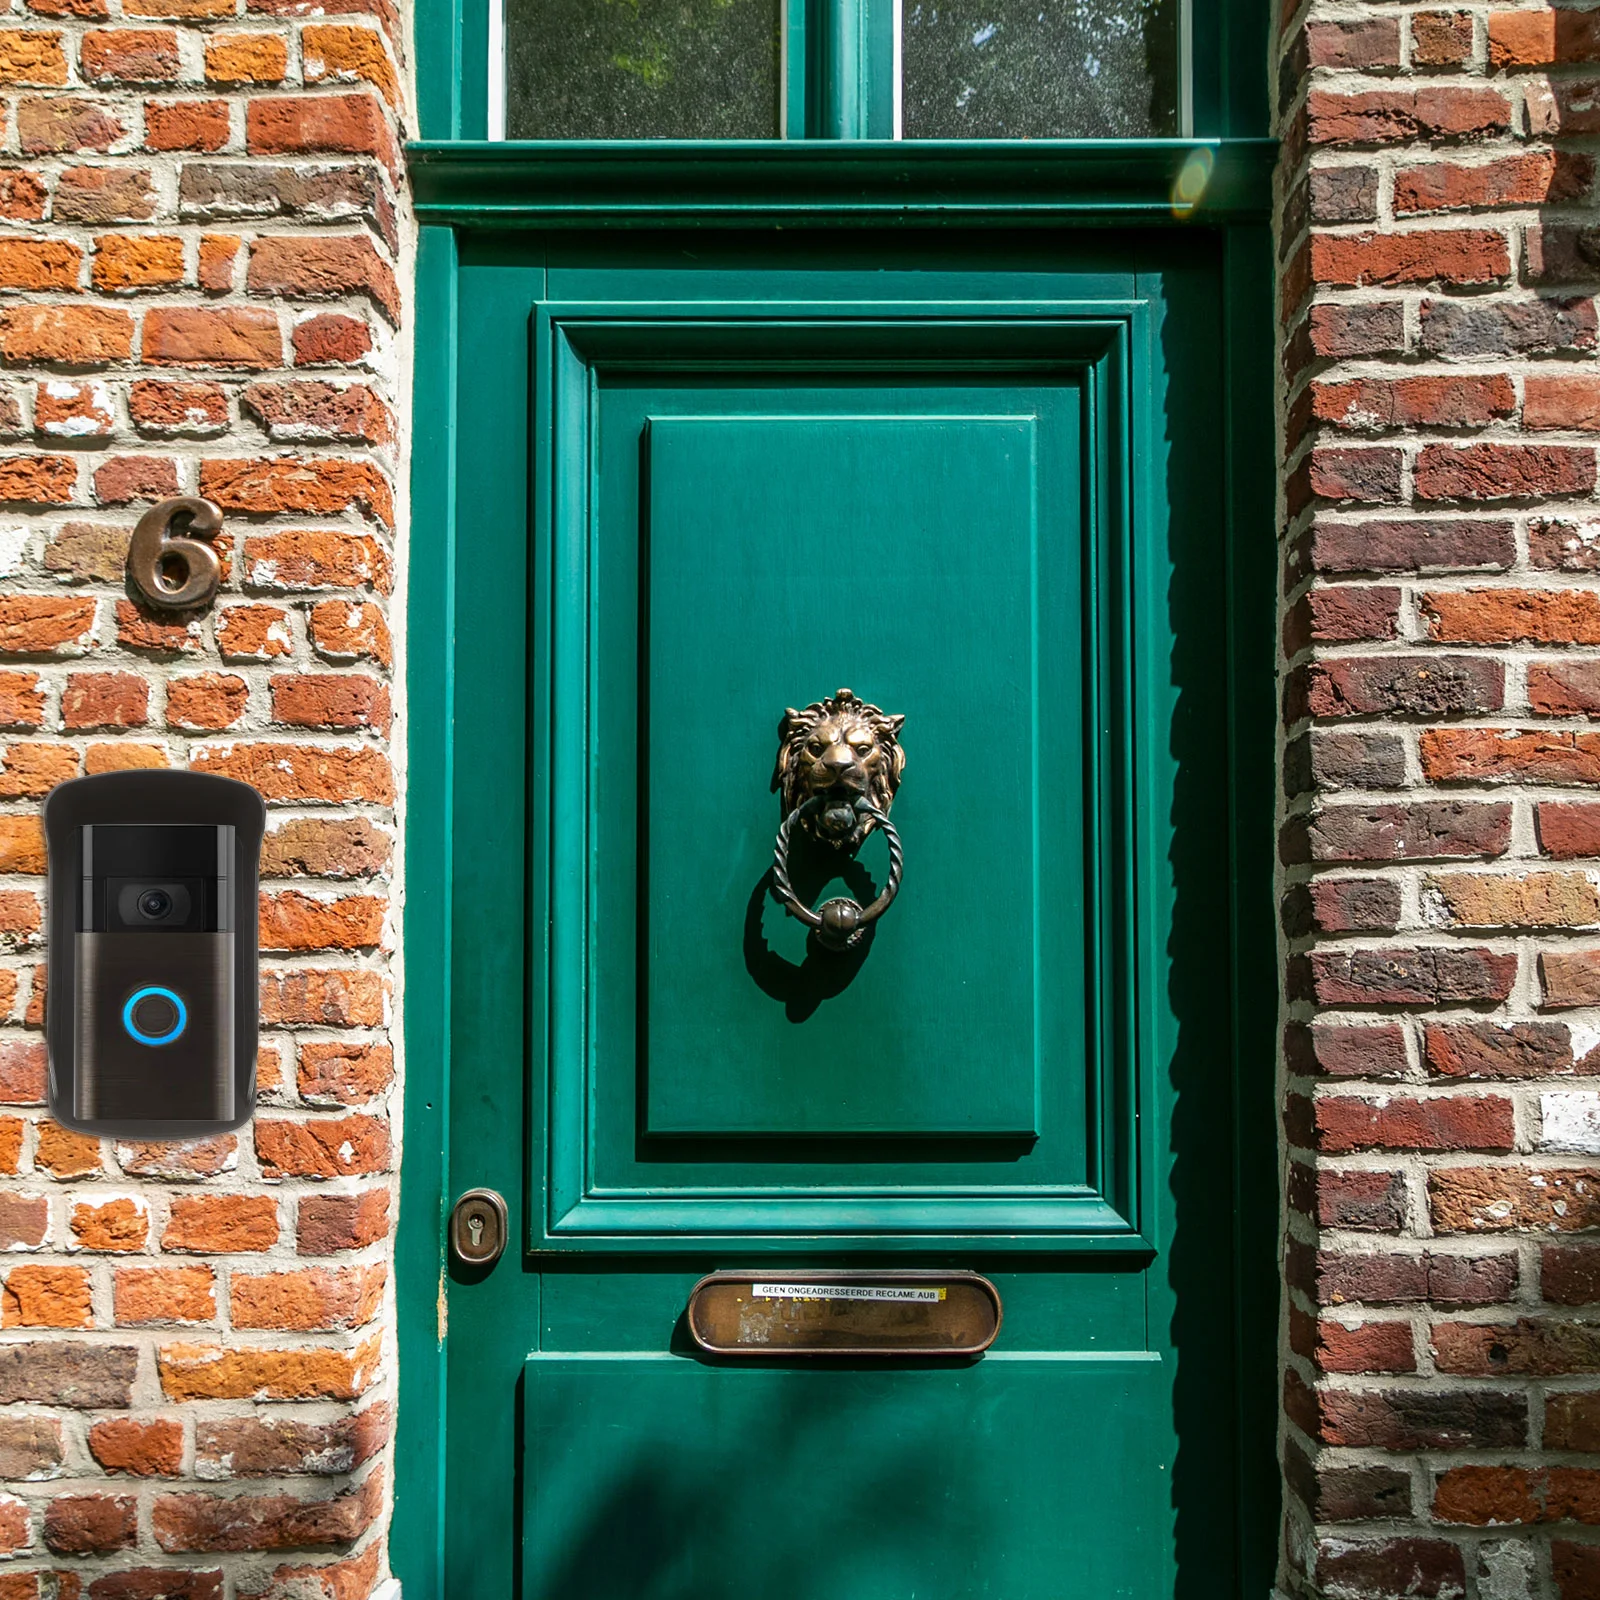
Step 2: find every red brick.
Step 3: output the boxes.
[144,97,229,151]
[1308,87,1511,144]
[200,457,391,526]
[143,308,281,370]
[193,745,392,805]
[115,600,204,655]
[88,1418,182,1476]
[1526,376,1600,433]
[43,1494,135,1554]
[1310,228,1510,291]
[1423,728,1600,786]
[1532,664,1600,718]
[61,673,147,731]
[203,32,287,84]
[1309,373,1514,430]
[0,675,43,731]
[35,380,112,439]
[1425,1021,1576,1079]
[1544,1245,1600,1306]
[245,93,397,174]
[257,890,385,951]
[1411,10,1473,67]
[1432,1166,1600,1232]
[0,173,46,221]
[1433,1465,1540,1525]
[127,381,226,437]
[0,456,76,506]
[230,1263,383,1329]
[270,675,390,733]
[162,1194,277,1253]
[152,1475,381,1552]
[93,234,183,293]
[165,674,248,731]
[0,1039,46,1102]
[1395,151,1590,214]
[3,1263,91,1327]
[307,601,390,665]
[0,30,68,85]
[0,597,95,655]
[248,236,398,322]
[115,1135,236,1179]
[1297,656,1502,718]
[0,1193,48,1249]
[1425,588,1600,644]
[1301,946,1517,1007]
[195,1405,387,1479]
[296,1040,391,1104]
[1417,443,1596,501]
[113,1264,215,1326]
[157,1336,380,1401]
[79,28,178,84]
[1543,950,1600,1008]
[1433,1317,1600,1375]
[34,1122,96,1183]
[262,817,390,878]
[1314,1092,1513,1154]
[0,306,132,366]
[291,313,370,366]
[296,1187,388,1253]
[69,1197,147,1251]
[17,99,123,156]
[216,604,292,661]
[1490,7,1600,67]
[241,528,391,590]
[54,166,156,223]
[255,1113,389,1178]
[1305,802,1510,862]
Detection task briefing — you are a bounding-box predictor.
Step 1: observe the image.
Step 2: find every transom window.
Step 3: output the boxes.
[495,0,1185,140]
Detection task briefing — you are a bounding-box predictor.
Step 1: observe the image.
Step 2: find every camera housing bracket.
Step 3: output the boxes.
[44,770,264,1136]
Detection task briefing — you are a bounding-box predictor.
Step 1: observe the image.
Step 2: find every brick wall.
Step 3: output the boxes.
[1278,0,1600,1594]
[0,0,406,1593]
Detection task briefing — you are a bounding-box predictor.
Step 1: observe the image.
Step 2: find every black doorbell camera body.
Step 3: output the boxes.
[44,770,264,1137]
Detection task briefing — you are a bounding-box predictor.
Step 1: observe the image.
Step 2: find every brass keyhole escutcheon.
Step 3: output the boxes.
[449,1188,508,1269]
[125,496,223,612]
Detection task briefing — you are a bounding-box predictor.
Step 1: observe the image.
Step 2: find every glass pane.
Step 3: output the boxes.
[901,0,1179,138]
[505,0,781,139]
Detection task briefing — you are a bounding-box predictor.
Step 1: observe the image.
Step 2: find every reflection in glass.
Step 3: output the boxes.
[505,0,781,139]
[902,0,1180,138]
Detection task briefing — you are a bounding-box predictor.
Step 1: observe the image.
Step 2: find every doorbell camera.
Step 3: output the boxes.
[43,770,264,1137]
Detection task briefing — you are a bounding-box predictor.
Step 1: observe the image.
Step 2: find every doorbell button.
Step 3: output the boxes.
[122,985,187,1046]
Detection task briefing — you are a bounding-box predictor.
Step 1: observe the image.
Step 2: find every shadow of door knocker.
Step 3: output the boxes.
[769,688,906,952]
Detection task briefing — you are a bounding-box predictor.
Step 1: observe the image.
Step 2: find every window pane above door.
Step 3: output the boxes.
[901,0,1180,138]
[504,0,782,139]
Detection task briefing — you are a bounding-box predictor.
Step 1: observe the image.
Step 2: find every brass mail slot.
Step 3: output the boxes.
[687,1271,1002,1357]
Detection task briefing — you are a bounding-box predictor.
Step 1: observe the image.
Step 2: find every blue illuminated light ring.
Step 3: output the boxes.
[121,985,187,1046]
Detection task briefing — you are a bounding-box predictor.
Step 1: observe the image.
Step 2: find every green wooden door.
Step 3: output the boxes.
[402,193,1277,1598]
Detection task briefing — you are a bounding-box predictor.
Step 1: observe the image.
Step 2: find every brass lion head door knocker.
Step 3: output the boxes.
[770,688,905,952]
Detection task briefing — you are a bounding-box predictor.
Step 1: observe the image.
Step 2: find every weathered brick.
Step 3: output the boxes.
[1432,1166,1600,1232]
[1301,946,1517,1007]
[114,1264,215,1326]
[162,1194,277,1253]
[203,32,287,84]
[194,1404,387,1479]
[1423,728,1600,786]
[88,1418,183,1477]
[44,1494,135,1554]
[1426,1021,1577,1079]
[157,1336,380,1401]
[230,1263,383,1329]
[295,1187,388,1254]
[254,1113,389,1178]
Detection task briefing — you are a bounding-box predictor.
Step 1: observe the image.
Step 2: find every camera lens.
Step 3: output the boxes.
[136,889,172,920]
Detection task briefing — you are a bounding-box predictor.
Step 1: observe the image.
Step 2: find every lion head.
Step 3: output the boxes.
[773,687,905,849]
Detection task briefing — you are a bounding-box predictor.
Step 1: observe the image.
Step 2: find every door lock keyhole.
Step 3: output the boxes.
[448,1187,507,1269]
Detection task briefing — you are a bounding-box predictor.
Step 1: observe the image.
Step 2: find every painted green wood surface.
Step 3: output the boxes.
[641,414,1049,1137]
[399,225,1271,1597]
[524,1354,1172,1599]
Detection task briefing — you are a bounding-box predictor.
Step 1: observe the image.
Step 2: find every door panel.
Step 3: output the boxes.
[643,414,1046,1140]
[541,306,1144,1248]
[437,230,1250,1599]
[525,1355,1170,1599]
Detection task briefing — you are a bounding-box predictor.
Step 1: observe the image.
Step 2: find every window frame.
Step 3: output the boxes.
[429,0,1261,145]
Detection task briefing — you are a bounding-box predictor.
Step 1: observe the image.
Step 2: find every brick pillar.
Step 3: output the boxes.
[0,2,404,1595]
[1278,0,1600,1595]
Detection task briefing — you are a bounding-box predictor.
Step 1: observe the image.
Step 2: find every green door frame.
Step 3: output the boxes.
[397,5,1280,1593]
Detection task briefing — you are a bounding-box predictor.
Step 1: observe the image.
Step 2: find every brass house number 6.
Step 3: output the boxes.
[125,496,224,611]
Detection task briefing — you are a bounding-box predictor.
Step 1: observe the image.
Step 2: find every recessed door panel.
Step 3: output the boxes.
[644,414,1044,1138]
